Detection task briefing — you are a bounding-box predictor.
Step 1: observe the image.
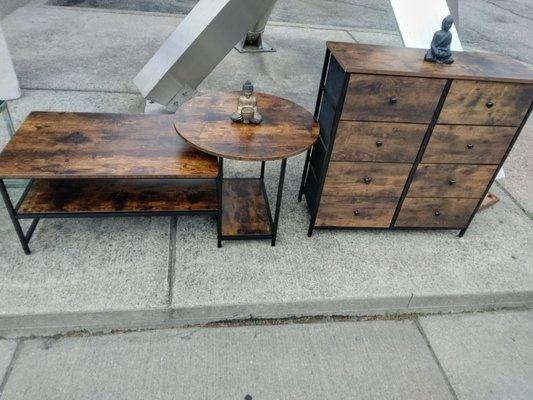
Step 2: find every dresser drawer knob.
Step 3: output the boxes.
[363,176,373,184]
[466,143,475,149]
[448,179,456,185]
[434,210,441,216]
[486,100,494,108]
[375,140,383,147]
[389,96,398,105]
[354,210,361,216]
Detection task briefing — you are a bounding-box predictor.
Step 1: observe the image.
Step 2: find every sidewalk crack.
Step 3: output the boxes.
[0,339,22,397]
[414,319,459,400]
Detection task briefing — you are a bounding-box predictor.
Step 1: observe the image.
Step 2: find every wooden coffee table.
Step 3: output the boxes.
[174,92,318,246]
[0,112,219,254]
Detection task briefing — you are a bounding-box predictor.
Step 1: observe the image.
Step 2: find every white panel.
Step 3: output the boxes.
[391,0,463,51]
[0,24,21,101]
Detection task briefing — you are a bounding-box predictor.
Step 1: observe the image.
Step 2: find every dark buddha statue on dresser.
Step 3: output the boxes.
[424,15,455,64]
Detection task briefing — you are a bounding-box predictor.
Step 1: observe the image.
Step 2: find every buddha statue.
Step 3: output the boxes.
[424,15,455,64]
[231,81,262,124]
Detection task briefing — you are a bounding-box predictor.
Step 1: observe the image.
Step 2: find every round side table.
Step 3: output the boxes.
[175,91,318,247]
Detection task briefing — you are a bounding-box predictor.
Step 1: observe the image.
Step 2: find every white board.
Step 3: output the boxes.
[0,24,20,101]
[390,0,462,51]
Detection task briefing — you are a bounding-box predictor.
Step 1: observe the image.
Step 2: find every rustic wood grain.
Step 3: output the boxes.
[18,179,217,215]
[221,179,271,236]
[341,74,446,123]
[407,163,497,198]
[323,161,412,197]
[394,197,480,228]
[331,121,427,162]
[0,112,219,179]
[423,125,516,164]
[327,42,533,84]
[316,196,399,228]
[438,80,533,126]
[174,92,319,161]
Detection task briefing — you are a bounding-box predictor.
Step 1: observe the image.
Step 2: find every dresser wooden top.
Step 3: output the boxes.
[327,42,533,84]
[0,112,219,179]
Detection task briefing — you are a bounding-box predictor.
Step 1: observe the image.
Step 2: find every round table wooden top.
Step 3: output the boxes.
[174,92,319,161]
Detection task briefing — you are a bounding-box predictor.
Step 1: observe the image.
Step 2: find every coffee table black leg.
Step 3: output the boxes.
[216,157,224,248]
[271,158,287,246]
[0,179,32,254]
[260,161,266,181]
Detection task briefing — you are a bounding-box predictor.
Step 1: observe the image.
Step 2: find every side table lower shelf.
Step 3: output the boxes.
[1,178,218,254]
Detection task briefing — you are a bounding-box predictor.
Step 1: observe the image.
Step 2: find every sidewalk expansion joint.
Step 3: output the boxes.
[166,216,178,307]
[0,339,22,397]
[414,319,459,400]
[20,87,140,95]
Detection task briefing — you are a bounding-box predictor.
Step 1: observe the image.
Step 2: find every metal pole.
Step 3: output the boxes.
[234,3,277,53]
[271,158,287,246]
[0,179,31,254]
[0,101,15,138]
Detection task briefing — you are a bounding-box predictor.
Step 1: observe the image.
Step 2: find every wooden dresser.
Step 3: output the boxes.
[299,42,533,236]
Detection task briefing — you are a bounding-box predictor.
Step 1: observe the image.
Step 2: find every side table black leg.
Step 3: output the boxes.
[458,229,466,238]
[271,158,287,246]
[298,148,311,203]
[216,157,224,248]
[260,161,265,181]
[0,180,31,254]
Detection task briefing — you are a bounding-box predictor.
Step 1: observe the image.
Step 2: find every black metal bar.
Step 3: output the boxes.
[297,148,311,203]
[459,101,533,237]
[260,161,265,181]
[390,79,453,227]
[271,158,287,246]
[260,178,274,232]
[24,218,40,242]
[307,55,350,238]
[298,47,330,204]
[0,179,31,254]
[14,179,34,212]
[217,157,224,248]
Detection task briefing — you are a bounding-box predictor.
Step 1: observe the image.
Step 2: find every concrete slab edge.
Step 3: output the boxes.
[1,291,531,338]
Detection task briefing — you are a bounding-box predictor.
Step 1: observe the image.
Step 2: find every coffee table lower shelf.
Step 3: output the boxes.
[1,178,218,254]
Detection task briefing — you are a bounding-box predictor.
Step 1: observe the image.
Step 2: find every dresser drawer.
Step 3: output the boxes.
[341,74,446,123]
[407,164,497,198]
[332,121,426,163]
[439,80,533,126]
[395,197,479,228]
[316,196,398,228]
[423,125,516,164]
[323,162,411,197]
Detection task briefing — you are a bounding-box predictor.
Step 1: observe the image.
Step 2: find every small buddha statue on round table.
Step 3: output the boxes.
[424,15,455,64]
[231,81,262,124]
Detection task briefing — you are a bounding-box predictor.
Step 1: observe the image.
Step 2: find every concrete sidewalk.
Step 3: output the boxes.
[0,310,531,400]
[0,2,532,335]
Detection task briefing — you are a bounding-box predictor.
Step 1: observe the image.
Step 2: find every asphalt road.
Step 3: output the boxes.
[43,0,533,65]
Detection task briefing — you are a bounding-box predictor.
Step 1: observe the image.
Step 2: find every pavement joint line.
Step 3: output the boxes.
[20,87,141,95]
[0,339,22,397]
[345,30,359,43]
[166,216,178,307]
[413,318,459,400]
[406,293,414,308]
[494,181,532,220]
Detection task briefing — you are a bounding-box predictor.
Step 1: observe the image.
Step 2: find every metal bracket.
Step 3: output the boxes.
[234,32,275,53]
[0,100,15,138]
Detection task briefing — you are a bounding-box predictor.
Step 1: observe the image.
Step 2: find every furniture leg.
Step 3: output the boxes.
[0,179,31,254]
[458,229,466,237]
[298,147,311,202]
[217,157,224,248]
[271,158,287,246]
[0,101,15,138]
[260,161,265,181]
